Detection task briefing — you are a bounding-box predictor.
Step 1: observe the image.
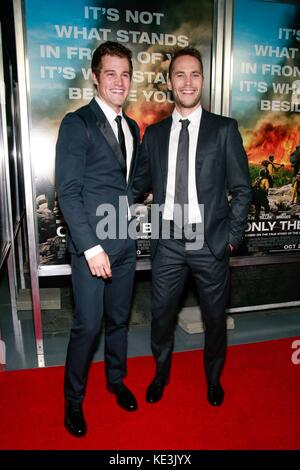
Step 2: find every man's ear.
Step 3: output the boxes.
[167,77,172,92]
[92,72,99,86]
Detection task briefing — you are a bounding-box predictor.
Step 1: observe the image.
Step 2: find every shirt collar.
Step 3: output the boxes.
[95,95,123,124]
[172,104,202,127]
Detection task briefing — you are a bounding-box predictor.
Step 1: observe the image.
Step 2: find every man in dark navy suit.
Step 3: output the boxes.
[56,42,140,437]
[135,47,252,407]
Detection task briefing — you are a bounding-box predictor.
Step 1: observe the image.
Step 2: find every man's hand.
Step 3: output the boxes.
[87,252,112,279]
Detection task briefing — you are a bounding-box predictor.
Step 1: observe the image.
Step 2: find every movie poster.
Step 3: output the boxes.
[23,0,214,266]
[231,0,300,256]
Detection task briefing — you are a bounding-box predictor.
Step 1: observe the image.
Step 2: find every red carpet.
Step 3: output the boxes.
[0,337,299,450]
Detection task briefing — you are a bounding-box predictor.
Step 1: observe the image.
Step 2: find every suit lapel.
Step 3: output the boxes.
[89,99,127,175]
[195,109,216,175]
[158,117,172,191]
[124,113,138,183]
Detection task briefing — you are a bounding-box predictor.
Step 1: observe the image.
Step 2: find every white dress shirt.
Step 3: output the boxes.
[163,106,202,224]
[84,96,133,260]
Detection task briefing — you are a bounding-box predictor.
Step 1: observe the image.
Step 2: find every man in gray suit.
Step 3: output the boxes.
[135,47,252,407]
[56,42,140,437]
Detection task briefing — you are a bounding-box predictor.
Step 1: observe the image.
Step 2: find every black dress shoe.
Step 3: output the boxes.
[146,378,168,404]
[64,400,87,437]
[107,382,138,412]
[207,382,224,406]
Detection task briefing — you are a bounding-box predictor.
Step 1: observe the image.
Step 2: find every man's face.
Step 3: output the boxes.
[92,54,131,112]
[168,55,204,114]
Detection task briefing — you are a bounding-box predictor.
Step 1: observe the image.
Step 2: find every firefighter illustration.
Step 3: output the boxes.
[252,168,270,220]
[290,145,300,177]
[267,155,284,177]
[291,171,300,205]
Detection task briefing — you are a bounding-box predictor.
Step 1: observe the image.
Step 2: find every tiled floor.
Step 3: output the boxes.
[1,267,300,371]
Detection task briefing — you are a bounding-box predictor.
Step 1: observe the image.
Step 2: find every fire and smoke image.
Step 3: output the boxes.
[231,0,300,255]
[244,114,300,220]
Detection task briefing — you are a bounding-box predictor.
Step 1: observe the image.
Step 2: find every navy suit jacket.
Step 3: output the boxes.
[55,98,140,257]
[134,108,252,260]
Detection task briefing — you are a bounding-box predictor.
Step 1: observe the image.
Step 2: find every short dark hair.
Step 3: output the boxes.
[169,47,203,77]
[92,41,133,77]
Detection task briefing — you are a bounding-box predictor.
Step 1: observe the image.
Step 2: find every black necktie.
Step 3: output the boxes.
[174,119,190,226]
[115,115,127,177]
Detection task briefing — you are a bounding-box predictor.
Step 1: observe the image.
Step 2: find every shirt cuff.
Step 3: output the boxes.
[84,245,104,260]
